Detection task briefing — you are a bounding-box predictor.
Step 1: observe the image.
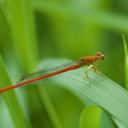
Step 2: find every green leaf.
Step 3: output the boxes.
[5,0,38,72]
[38,59,128,128]
[34,1,128,33]
[36,87,63,128]
[123,35,128,89]
[80,106,102,128]
[80,105,116,128]
[0,55,28,128]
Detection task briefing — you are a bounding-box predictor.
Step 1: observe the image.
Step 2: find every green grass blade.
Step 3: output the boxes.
[6,0,38,72]
[56,72,128,127]
[39,59,128,128]
[123,35,128,90]
[80,106,102,128]
[0,55,28,128]
[37,88,63,128]
[80,105,116,128]
[34,1,128,33]
[4,1,63,127]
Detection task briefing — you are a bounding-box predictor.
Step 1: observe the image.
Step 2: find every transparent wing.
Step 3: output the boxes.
[19,61,78,82]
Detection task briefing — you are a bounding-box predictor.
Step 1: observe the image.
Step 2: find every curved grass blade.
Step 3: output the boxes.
[6,0,38,72]
[39,59,128,128]
[0,55,28,128]
[34,1,128,33]
[80,105,116,128]
[123,35,128,90]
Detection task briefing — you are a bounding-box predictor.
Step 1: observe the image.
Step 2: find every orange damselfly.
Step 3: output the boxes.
[0,52,105,93]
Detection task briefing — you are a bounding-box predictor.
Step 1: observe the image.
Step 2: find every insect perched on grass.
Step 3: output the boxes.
[0,52,105,93]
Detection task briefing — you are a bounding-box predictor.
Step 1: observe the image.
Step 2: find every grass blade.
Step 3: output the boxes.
[36,88,63,128]
[34,1,128,33]
[80,105,116,128]
[123,35,128,90]
[6,0,38,72]
[0,55,28,128]
[39,59,128,128]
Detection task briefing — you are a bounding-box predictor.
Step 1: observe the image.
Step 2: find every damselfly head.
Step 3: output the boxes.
[96,52,105,60]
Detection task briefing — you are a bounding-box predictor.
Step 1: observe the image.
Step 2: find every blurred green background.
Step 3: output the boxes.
[0,0,127,128]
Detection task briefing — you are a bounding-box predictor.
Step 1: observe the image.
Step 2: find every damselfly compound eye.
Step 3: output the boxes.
[101,54,105,60]
[96,52,105,60]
